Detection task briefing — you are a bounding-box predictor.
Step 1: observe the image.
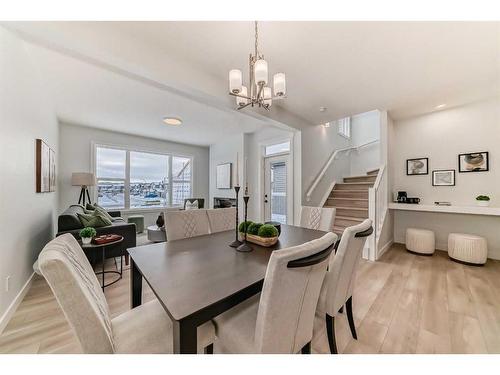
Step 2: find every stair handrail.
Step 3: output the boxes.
[306,139,379,202]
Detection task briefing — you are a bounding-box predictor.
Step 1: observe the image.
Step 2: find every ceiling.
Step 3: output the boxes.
[6,21,500,143]
[112,21,500,121]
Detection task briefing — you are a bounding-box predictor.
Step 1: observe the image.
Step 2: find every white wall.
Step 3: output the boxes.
[59,123,210,227]
[391,97,500,259]
[208,133,244,209]
[0,28,59,320]
[349,110,381,176]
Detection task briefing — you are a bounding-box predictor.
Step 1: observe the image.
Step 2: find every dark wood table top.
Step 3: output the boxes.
[127,224,328,321]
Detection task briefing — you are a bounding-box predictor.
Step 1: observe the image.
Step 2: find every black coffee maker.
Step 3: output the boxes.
[397,191,407,203]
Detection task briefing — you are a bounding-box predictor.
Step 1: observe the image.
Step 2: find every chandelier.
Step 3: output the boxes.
[228,21,286,111]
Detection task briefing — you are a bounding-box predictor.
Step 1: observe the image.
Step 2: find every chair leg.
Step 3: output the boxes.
[325,314,338,354]
[204,343,214,354]
[346,296,357,340]
[125,254,130,266]
[301,341,311,354]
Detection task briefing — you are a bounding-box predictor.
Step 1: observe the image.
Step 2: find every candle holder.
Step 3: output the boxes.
[236,195,253,252]
[229,186,243,248]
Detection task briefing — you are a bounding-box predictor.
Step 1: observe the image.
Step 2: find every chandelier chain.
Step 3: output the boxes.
[254,21,258,59]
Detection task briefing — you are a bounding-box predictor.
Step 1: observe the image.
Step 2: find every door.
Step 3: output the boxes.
[264,155,290,224]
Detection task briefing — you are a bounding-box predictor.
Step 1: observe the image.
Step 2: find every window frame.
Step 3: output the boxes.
[91,142,194,212]
[337,117,351,139]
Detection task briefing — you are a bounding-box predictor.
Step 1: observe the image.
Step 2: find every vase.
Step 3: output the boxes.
[476,200,490,207]
[82,237,92,245]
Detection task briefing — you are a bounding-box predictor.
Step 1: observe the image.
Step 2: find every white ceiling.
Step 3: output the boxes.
[24,41,269,146]
[6,21,500,144]
[115,21,499,121]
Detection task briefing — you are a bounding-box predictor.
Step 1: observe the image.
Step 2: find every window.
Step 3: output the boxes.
[265,141,290,156]
[338,117,351,139]
[95,145,192,209]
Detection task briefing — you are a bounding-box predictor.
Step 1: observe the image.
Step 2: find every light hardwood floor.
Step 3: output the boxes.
[1,243,500,354]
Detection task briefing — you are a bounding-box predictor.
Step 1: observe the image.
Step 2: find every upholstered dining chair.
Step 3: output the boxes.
[38,233,215,354]
[206,207,236,233]
[165,209,210,241]
[300,206,336,232]
[316,219,373,354]
[213,232,338,354]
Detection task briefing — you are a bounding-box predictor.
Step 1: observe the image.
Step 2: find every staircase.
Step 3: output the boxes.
[324,169,379,235]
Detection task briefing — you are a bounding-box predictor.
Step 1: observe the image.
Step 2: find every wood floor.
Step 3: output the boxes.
[1,243,500,354]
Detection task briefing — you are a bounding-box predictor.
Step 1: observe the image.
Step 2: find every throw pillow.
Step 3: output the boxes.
[94,205,114,222]
[185,200,199,210]
[86,203,96,211]
[77,211,112,228]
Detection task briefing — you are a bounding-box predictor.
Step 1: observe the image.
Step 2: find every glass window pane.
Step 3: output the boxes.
[172,156,191,206]
[97,180,125,209]
[270,161,287,224]
[130,152,169,208]
[96,147,126,179]
[265,141,290,156]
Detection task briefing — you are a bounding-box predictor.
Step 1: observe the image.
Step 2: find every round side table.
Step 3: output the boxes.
[147,225,167,242]
[80,236,124,291]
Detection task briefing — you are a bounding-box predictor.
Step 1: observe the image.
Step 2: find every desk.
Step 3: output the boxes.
[388,203,500,217]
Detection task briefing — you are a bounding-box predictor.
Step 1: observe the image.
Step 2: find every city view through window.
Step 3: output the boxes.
[96,146,191,209]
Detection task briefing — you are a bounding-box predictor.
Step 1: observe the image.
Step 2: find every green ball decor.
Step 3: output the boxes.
[238,221,254,233]
[257,224,279,238]
[247,222,263,235]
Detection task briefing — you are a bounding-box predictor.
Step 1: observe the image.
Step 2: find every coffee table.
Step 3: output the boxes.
[80,236,124,290]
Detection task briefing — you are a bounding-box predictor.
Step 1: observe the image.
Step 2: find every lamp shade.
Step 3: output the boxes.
[254,59,268,85]
[273,73,286,96]
[236,86,249,106]
[229,69,243,94]
[71,172,95,186]
[263,87,272,107]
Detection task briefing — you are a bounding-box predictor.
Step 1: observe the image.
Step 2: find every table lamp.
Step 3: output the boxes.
[71,172,95,206]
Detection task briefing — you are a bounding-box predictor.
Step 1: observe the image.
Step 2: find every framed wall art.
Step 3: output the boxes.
[458,151,489,173]
[406,157,429,175]
[432,169,455,186]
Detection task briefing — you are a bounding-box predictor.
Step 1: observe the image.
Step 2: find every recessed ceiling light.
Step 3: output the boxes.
[323,122,331,128]
[435,104,446,110]
[319,107,327,112]
[163,117,182,126]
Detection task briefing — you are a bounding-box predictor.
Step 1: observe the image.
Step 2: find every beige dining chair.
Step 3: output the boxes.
[206,207,236,233]
[213,232,338,354]
[316,219,373,354]
[38,233,215,353]
[300,206,336,232]
[165,209,210,241]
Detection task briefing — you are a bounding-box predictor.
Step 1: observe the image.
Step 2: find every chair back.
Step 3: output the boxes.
[254,232,337,353]
[319,219,372,316]
[183,198,205,209]
[37,234,115,353]
[165,209,210,241]
[299,206,336,232]
[206,207,236,233]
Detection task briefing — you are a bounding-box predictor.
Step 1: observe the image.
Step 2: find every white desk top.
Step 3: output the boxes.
[388,203,500,217]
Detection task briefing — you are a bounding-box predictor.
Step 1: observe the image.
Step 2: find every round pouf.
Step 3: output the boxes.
[406,228,435,255]
[127,215,145,233]
[448,233,487,266]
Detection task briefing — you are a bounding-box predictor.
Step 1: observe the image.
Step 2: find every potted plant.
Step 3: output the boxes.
[79,227,97,244]
[240,222,279,247]
[476,195,491,207]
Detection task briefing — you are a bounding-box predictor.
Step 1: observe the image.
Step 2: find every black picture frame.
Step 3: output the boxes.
[458,151,489,173]
[432,169,455,186]
[406,157,429,175]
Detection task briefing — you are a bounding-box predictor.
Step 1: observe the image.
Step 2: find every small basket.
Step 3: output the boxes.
[240,233,279,247]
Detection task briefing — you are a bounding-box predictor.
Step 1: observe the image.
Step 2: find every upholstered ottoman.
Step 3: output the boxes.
[448,233,487,266]
[127,215,145,234]
[405,228,435,255]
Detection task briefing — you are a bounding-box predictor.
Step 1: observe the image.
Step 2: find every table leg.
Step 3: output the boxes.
[172,319,198,354]
[101,246,105,291]
[130,259,142,308]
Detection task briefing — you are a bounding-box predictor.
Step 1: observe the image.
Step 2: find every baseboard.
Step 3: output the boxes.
[0,272,34,335]
[377,240,394,260]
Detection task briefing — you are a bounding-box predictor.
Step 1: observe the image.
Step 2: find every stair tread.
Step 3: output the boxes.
[337,182,373,185]
[328,197,368,200]
[334,206,368,211]
[335,215,364,221]
[344,175,377,179]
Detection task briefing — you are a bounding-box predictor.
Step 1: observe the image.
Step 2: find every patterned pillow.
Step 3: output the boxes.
[185,200,199,210]
[77,211,112,228]
[94,205,114,222]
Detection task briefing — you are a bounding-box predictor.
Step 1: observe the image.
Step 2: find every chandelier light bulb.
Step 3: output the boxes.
[229,69,243,94]
[273,73,286,97]
[237,86,249,106]
[263,86,272,107]
[254,59,268,85]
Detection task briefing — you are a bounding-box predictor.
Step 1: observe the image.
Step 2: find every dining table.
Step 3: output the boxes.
[127,224,331,354]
